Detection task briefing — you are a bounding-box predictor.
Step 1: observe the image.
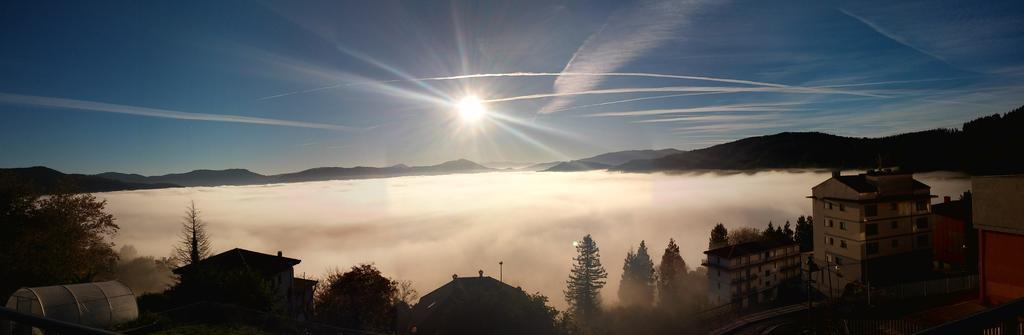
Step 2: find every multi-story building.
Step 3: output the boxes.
[703,239,801,307]
[973,175,1024,306]
[810,169,934,297]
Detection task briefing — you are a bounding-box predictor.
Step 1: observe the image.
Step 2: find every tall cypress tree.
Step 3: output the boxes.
[618,240,655,307]
[565,234,607,322]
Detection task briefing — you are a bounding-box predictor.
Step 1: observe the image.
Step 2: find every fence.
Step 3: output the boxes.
[0,306,121,335]
[914,297,1024,335]
[865,274,978,304]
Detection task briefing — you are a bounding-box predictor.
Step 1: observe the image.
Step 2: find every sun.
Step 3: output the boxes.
[456,95,487,122]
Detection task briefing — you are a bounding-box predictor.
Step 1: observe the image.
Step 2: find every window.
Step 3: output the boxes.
[840,240,848,248]
[892,239,899,247]
[865,205,878,217]
[834,256,843,266]
[916,200,928,211]
[867,242,879,255]
[765,270,770,277]
[839,204,846,211]
[828,237,835,245]
[891,221,898,229]
[916,217,929,230]
[827,202,833,210]
[917,234,929,246]
[839,222,847,230]
[828,219,834,227]
[866,223,878,236]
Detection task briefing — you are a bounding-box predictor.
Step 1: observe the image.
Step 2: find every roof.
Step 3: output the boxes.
[933,197,972,221]
[703,239,797,258]
[172,248,301,276]
[409,275,524,331]
[833,174,931,193]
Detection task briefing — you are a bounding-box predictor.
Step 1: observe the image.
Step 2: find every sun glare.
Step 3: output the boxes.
[456,95,487,122]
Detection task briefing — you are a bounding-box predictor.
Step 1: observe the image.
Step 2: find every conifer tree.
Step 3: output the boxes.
[709,223,729,249]
[618,240,655,307]
[783,221,795,241]
[657,239,689,310]
[173,201,211,266]
[565,234,607,322]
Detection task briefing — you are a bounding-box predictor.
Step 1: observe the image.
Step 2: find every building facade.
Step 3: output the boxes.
[810,169,934,297]
[973,175,1024,306]
[703,239,801,307]
[932,192,976,273]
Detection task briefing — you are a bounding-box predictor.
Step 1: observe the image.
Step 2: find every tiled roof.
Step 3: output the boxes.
[173,248,301,276]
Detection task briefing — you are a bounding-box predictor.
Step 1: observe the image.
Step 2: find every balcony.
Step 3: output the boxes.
[730,274,758,284]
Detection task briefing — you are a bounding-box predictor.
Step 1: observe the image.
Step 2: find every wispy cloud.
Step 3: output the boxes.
[541,0,714,113]
[587,104,805,117]
[0,93,359,131]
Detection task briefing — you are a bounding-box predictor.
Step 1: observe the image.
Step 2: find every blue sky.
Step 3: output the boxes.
[1,0,1022,175]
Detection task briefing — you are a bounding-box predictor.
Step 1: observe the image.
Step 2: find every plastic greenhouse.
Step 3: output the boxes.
[4,281,138,329]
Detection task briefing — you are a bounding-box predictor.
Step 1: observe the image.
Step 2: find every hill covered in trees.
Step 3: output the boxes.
[616,105,1024,175]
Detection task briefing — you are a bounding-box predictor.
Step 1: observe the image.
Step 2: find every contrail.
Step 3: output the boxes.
[258,71,814,101]
[485,85,885,104]
[0,92,359,131]
[586,105,805,117]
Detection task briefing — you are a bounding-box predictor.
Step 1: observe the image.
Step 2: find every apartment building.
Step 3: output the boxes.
[810,169,934,296]
[703,239,801,307]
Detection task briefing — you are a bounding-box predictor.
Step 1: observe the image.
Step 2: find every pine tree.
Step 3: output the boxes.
[618,240,655,307]
[709,223,729,249]
[173,201,211,266]
[657,239,689,310]
[783,221,794,241]
[565,234,607,322]
[795,215,814,251]
[764,221,776,240]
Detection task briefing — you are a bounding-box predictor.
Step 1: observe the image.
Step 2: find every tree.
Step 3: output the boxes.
[315,264,399,332]
[618,241,655,307]
[656,239,689,311]
[172,201,210,267]
[782,221,795,241]
[565,234,607,323]
[728,227,762,245]
[794,216,814,252]
[709,223,729,249]
[0,176,119,298]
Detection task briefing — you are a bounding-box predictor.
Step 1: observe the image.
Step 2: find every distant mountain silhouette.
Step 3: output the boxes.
[615,105,1024,175]
[98,159,494,187]
[544,161,613,172]
[1,167,179,193]
[98,169,267,187]
[521,161,561,171]
[543,148,684,172]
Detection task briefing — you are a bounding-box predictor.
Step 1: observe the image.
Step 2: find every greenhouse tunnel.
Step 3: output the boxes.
[3,280,138,331]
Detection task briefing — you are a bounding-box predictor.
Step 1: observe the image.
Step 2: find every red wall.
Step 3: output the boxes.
[980,230,1024,305]
[933,216,966,267]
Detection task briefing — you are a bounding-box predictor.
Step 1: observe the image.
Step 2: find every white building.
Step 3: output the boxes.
[703,239,801,307]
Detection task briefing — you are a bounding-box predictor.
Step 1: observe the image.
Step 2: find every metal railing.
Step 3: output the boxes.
[914,297,1024,335]
[0,306,121,335]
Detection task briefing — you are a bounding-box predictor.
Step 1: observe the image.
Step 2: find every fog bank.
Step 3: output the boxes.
[98,170,970,309]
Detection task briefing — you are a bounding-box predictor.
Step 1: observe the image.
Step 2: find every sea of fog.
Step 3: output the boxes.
[98,170,970,309]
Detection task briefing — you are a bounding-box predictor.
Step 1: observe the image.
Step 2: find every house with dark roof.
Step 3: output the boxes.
[404,271,553,335]
[702,239,801,307]
[809,169,935,297]
[172,248,316,320]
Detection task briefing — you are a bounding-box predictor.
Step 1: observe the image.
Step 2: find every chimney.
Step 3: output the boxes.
[478,270,484,278]
[452,274,458,280]
[832,170,841,178]
[944,196,951,203]
[277,251,282,257]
